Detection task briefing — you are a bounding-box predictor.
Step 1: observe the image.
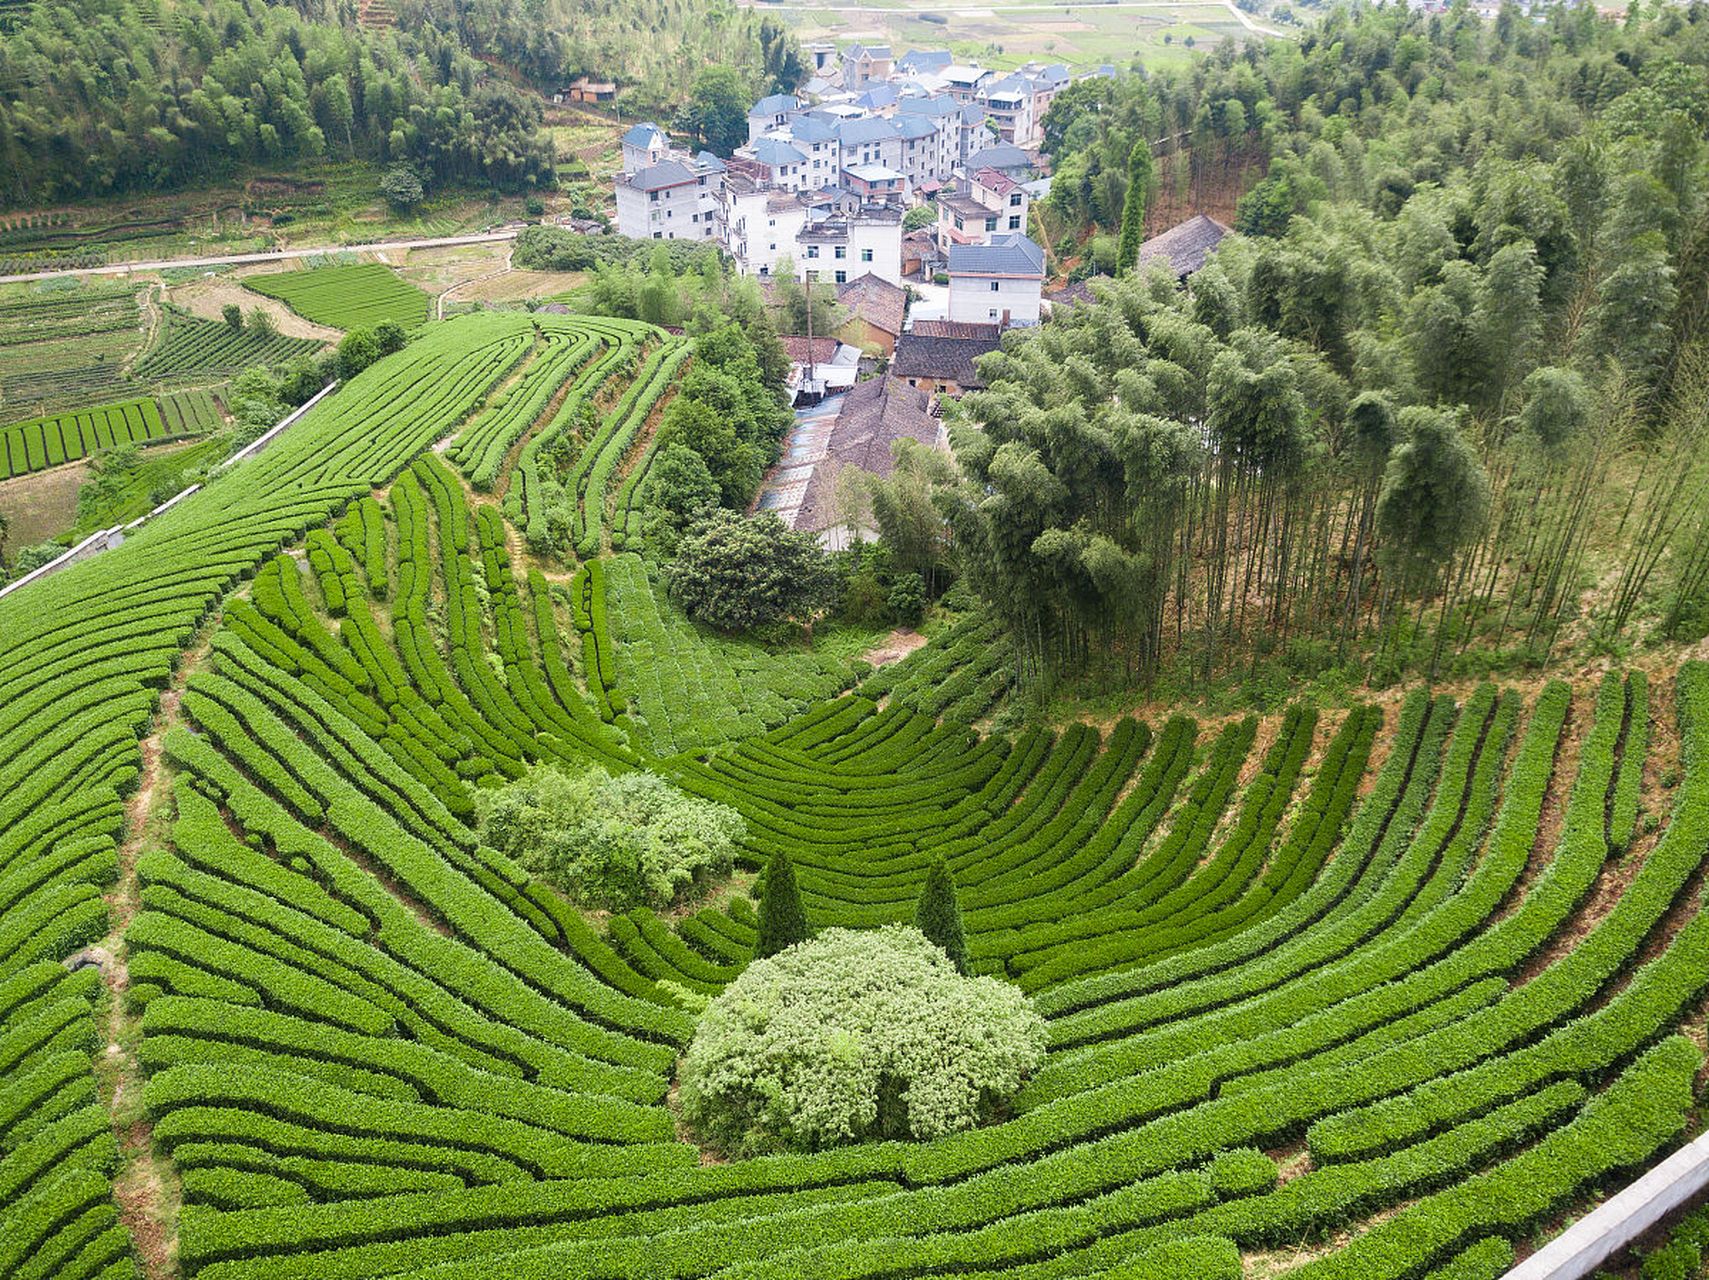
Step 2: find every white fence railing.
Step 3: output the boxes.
[1502,1130,1709,1279]
[0,380,337,602]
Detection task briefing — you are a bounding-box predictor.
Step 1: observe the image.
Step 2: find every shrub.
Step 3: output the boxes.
[679,926,1046,1155]
[914,856,967,973]
[474,765,744,911]
[757,852,808,958]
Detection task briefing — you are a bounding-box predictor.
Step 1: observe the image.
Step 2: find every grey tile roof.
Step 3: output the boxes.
[834,116,901,146]
[621,122,665,148]
[791,116,838,143]
[965,143,1033,173]
[892,332,1002,388]
[795,378,939,532]
[751,93,800,117]
[947,232,1044,277]
[897,50,953,72]
[897,116,938,140]
[624,159,698,191]
[837,273,907,336]
[897,95,961,119]
[752,139,808,167]
[1137,214,1230,278]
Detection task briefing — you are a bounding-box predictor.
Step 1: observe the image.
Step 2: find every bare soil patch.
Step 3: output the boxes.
[169,276,340,341]
[0,459,88,544]
[860,629,928,668]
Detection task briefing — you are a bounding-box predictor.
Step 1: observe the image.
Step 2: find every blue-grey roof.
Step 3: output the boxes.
[752,138,808,166]
[897,49,953,72]
[981,74,1030,100]
[625,159,697,191]
[966,143,1033,172]
[896,115,938,140]
[847,42,893,58]
[1035,63,1071,84]
[897,95,960,120]
[750,93,800,118]
[834,116,899,146]
[948,233,1045,277]
[856,84,900,109]
[959,102,987,124]
[621,122,665,148]
[694,151,727,173]
[791,116,838,144]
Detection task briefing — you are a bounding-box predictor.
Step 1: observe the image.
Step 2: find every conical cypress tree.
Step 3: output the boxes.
[914,856,968,974]
[757,852,808,958]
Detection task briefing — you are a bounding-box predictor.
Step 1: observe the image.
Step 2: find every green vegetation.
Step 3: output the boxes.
[0,396,166,478]
[680,926,1047,1154]
[244,264,431,333]
[134,306,323,383]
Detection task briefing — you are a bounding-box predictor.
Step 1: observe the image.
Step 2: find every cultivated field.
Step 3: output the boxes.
[1,311,1705,1280]
[243,261,433,331]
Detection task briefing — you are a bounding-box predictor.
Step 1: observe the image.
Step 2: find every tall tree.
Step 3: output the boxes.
[914,857,968,974]
[1116,139,1155,276]
[756,852,808,958]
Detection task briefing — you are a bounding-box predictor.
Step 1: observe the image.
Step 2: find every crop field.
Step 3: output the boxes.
[1,310,1706,1280]
[0,396,167,478]
[0,279,145,414]
[133,305,324,383]
[243,262,433,331]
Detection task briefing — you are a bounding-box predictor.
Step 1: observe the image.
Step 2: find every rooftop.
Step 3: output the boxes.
[947,232,1045,277]
[892,331,1002,389]
[621,122,666,148]
[965,142,1034,173]
[620,158,707,192]
[1137,214,1231,278]
[837,273,907,336]
[910,319,1001,339]
[752,138,808,167]
[795,378,941,533]
[751,93,800,117]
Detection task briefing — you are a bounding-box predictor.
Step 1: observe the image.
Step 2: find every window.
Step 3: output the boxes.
[990,281,1001,292]
[807,269,820,282]
[653,232,662,239]
[835,270,847,283]
[834,246,846,259]
[989,308,999,318]
[649,192,659,203]
[807,245,819,259]
[861,248,874,262]
[1008,215,1022,229]
[1010,193,1023,206]
[985,217,998,231]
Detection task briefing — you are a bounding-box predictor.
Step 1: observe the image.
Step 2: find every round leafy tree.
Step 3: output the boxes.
[679,926,1046,1155]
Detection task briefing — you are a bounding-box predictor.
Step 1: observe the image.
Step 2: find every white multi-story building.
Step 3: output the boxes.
[613,152,725,242]
[619,122,670,175]
[935,167,1030,252]
[722,180,812,278]
[747,94,801,144]
[799,207,905,287]
[947,233,1045,325]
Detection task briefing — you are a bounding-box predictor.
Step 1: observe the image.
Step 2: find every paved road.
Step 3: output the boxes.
[0,229,523,286]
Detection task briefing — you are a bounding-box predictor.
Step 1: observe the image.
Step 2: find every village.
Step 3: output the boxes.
[607,42,1231,550]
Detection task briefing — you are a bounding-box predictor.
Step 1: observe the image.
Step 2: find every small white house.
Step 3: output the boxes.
[946,233,1045,326]
[613,154,725,242]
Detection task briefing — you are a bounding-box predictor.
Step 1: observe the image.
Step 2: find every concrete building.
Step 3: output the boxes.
[747,94,801,144]
[619,122,670,175]
[978,74,1036,148]
[841,43,894,89]
[936,167,1030,252]
[613,153,725,242]
[799,206,905,287]
[946,232,1045,325]
[721,180,811,279]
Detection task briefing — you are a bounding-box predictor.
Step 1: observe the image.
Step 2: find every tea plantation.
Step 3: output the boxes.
[2,312,1705,1280]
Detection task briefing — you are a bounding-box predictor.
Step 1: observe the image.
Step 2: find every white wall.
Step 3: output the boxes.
[948,272,1041,324]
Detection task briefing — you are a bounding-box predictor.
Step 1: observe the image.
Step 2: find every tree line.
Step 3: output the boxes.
[0,0,556,206]
[932,0,1709,693]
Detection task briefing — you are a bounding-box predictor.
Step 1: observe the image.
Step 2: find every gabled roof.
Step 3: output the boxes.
[750,93,800,117]
[791,115,838,144]
[897,49,953,72]
[965,143,1033,173]
[694,151,727,173]
[1137,214,1230,278]
[779,335,843,365]
[943,64,988,84]
[972,167,1020,195]
[897,95,961,120]
[910,319,1001,339]
[846,42,893,58]
[1032,63,1071,85]
[959,102,988,125]
[948,232,1044,277]
[621,122,666,148]
[752,138,808,167]
[795,378,940,533]
[837,273,907,336]
[892,332,1002,388]
[623,159,698,191]
[896,116,938,140]
[855,84,900,110]
[980,73,1031,100]
[834,116,900,146]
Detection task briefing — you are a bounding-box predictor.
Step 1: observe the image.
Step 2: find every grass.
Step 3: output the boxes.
[243,262,431,331]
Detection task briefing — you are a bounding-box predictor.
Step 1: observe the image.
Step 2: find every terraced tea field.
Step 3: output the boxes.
[2,310,1706,1280]
[243,262,432,331]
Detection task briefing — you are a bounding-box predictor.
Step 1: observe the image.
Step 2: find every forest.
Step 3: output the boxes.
[938,0,1709,695]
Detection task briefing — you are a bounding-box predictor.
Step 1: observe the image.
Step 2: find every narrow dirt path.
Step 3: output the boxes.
[93,632,212,1280]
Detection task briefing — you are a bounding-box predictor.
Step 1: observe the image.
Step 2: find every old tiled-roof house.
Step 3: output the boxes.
[836,273,907,354]
[891,329,1003,395]
[1137,214,1230,279]
[794,377,946,547]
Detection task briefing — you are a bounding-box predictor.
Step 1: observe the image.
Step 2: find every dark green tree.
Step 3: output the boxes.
[756,852,808,957]
[684,67,751,157]
[1116,139,1154,276]
[913,857,967,973]
[221,303,243,331]
[667,510,836,631]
